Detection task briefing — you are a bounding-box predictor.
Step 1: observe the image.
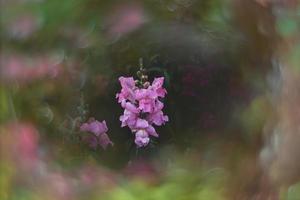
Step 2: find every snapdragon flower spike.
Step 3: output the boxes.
[80,119,113,150]
[117,75,168,148]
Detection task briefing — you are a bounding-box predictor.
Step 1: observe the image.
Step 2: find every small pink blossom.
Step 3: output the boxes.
[106,3,146,38]
[147,100,168,126]
[80,120,108,136]
[1,122,39,171]
[0,53,62,84]
[80,119,113,150]
[5,14,40,39]
[120,108,139,128]
[148,110,169,126]
[116,77,136,103]
[135,129,150,147]
[150,77,167,97]
[135,88,157,113]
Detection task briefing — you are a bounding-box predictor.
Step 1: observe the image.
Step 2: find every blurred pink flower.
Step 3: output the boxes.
[1,122,39,171]
[5,14,40,39]
[79,166,117,189]
[106,3,146,38]
[124,160,160,184]
[0,54,62,84]
[80,120,108,136]
[47,173,73,200]
[80,119,113,150]
[17,124,39,161]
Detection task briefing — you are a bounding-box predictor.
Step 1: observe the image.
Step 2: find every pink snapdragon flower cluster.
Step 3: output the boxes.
[116,77,169,147]
[80,119,113,150]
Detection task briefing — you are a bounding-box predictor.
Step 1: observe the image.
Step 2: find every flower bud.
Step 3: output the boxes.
[137,71,142,78]
[141,75,148,81]
[143,81,150,88]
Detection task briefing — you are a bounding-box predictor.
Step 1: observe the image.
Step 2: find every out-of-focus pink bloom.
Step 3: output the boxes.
[84,136,99,149]
[80,119,113,150]
[0,54,62,84]
[124,160,160,184]
[106,3,146,38]
[79,166,99,186]
[18,124,39,162]
[47,173,73,200]
[80,120,108,136]
[5,14,40,39]
[116,76,168,147]
[79,165,117,191]
[254,0,298,8]
[98,133,113,150]
[0,122,39,171]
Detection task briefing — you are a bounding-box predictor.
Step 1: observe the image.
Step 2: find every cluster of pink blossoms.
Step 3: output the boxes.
[116,76,169,147]
[80,119,113,150]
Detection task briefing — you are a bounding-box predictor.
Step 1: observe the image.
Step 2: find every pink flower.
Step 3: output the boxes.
[1,122,39,171]
[150,77,167,97]
[106,3,146,38]
[135,89,157,113]
[84,136,99,149]
[121,101,139,113]
[132,118,158,137]
[120,109,138,128]
[146,100,168,126]
[135,130,150,147]
[80,119,113,150]
[80,120,108,136]
[98,133,113,150]
[138,98,155,113]
[89,121,107,136]
[117,75,168,147]
[5,14,40,40]
[148,110,169,126]
[124,160,160,184]
[116,77,136,103]
[133,118,149,129]
[0,53,62,84]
